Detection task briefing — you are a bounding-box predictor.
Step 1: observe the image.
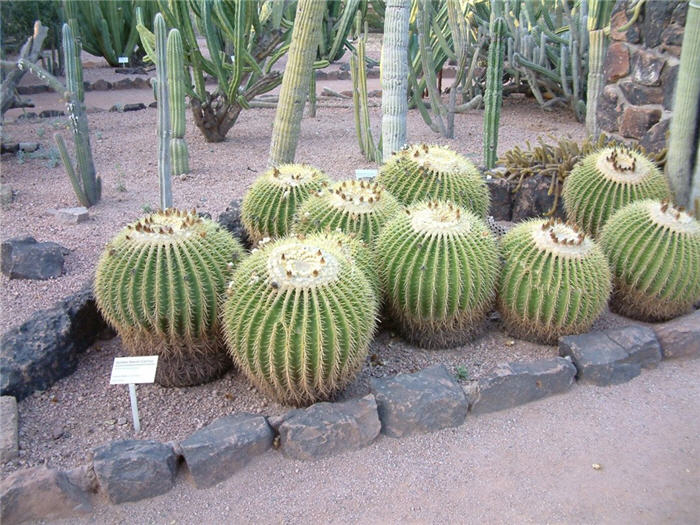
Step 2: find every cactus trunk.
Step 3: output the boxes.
[268,0,326,166]
[483,17,506,169]
[585,29,606,138]
[154,14,172,210]
[167,28,189,176]
[381,0,410,161]
[666,0,700,209]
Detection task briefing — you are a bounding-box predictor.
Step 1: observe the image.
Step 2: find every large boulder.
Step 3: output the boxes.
[1,236,67,280]
[0,396,18,462]
[653,310,700,359]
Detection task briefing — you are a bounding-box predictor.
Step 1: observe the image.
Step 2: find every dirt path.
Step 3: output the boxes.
[57,358,700,525]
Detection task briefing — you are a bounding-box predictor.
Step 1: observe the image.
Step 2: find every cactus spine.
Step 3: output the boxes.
[483,17,505,169]
[19,23,100,207]
[666,0,700,210]
[498,219,612,344]
[268,0,326,165]
[376,201,500,348]
[600,200,700,322]
[223,234,378,405]
[381,0,410,161]
[167,27,189,176]
[94,209,245,386]
[154,13,172,210]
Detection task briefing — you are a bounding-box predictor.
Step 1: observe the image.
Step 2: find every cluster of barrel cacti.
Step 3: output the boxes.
[94,141,699,407]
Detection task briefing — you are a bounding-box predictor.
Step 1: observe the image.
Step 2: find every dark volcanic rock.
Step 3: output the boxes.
[218,198,252,249]
[1,236,67,280]
[511,173,566,222]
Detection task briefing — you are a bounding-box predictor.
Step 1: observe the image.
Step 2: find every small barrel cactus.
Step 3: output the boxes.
[562,146,671,236]
[223,234,378,406]
[241,164,329,243]
[600,199,700,321]
[94,209,245,386]
[376,144,490,218]
[376,200,500,348]
[292,179,401,245]
[498,219,612,344]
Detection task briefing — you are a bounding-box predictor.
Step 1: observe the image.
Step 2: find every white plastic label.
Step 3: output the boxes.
[118,56,129,64]
[355,169,377,180]
[110,356,158,384]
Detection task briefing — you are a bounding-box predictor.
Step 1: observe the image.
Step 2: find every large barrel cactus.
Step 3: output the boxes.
[600,200,700,321]
[562,146,671,236]
[94,209,245,386]
[376,144,490,218]
[223,234,378,406]
[241,164,329,243]
[499,219,612,344]
[376,200,500,348]
[292,179,401,245]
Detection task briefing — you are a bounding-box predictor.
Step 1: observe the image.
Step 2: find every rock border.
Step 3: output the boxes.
[1,305,697,523]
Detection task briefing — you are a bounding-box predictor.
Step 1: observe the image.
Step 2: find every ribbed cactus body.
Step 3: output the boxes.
[241,164,329,243]
[292,179,401,245]
[498,219,612,344]
[223,234,378,406]
[562,146,671,236]
[483,17,506,169]
[94,209,245,386]
[600,200,700,321]
[376,201,500,348]
[377,144,490,218]
[167,28,189,176]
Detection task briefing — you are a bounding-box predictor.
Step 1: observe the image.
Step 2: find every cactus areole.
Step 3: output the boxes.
[377,201,500,349]
[293,179,401,245]
[600,199,700,322]
[377,144,490,218]
[223,234,377,406]
[499,218,612,344]
[563,146,671,236]
[94,209,245,387]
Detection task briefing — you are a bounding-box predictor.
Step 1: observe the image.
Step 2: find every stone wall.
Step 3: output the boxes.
[596,0,687,153]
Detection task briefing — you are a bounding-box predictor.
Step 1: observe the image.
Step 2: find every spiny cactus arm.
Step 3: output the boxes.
[54,133,89,208]
[585,28,606,137]
[483,17,506,169]
[135,7,157,63]
[326,0,364,62]
[168,28,189,176]
[351,15,380,161]
[381,0,410,161]
[155,14,173,209]
[416,0,448,137]
[16,59,66,98]
[268,0,326,166]
[666,0,700,208]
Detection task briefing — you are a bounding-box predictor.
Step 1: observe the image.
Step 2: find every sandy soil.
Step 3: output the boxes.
[52,357,700,525]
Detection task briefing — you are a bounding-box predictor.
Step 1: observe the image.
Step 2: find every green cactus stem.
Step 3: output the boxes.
[376,200,500,348]
[600,199,700,321]
[483,16,506,169]
[154,13,172,210]
[498,218,612,344]
[167,27,189,176]
[94,209,245,386]
[223,234,377,406]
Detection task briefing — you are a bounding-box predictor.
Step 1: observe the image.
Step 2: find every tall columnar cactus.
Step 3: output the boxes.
[377,144,490,218]
[153,13,172,210]
[381,0,410,161]
[376,200,500,348]
[666,0,700,211]
[499,219,612,344]
[94,209,245,387]
[19,23,101,207]
[600,200,700,322]
[167,27,189,176]
[241,164,330,243]
[268,0,326,165]
[223,234,378,406]
[585,0,614,137]
[562,146,672,236]
[483,16,506,169]
[292,179,401,246]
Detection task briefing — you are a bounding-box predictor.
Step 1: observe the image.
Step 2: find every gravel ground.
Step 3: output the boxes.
[49,357,700,525]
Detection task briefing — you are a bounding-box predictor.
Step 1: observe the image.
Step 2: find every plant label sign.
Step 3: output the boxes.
[355,169,377,181]
[118,56,129,65]
[110,356,158,384]
[110,356,158,433]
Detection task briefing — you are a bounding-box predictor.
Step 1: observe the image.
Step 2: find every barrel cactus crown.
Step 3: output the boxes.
[562,146,671,236]
[94,209,245,386]
[376,144,490,218]
[600,200,700,321]
[223,234,378,406]
[241,164,329,243]
[292,179,401,245]
[376,200,500,348]
[498,218,612,344]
